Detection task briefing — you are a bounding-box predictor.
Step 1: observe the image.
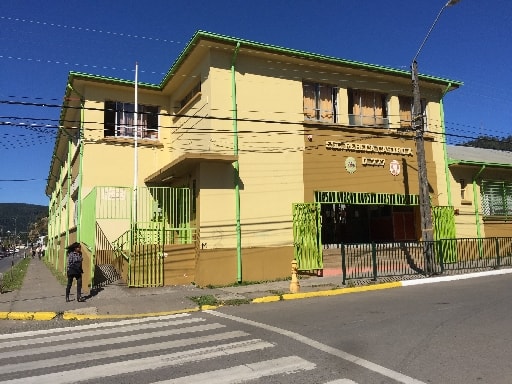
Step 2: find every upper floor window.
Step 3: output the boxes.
[104,101,159,139]
[399,96,427,131]
[481,180,512,217]
[179,82,201,110]
[348,89,388,128]
[303,82,338,123]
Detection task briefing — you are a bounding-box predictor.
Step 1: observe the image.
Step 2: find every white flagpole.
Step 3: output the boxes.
[133,62,139,223]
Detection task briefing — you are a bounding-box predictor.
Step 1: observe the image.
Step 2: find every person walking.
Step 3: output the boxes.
[65,242,85,302]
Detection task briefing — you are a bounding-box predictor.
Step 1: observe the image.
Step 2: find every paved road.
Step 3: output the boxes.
[2,273,511,383]
[0,251,25,275]
[222,273,512,383]
[0,312,380,384]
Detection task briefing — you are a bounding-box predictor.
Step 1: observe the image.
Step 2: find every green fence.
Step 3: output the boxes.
[83,186,194,287]
[339,237,512,285]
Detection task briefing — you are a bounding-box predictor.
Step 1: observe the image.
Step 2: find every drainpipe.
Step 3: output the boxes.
[231,42,242,282]
[472,165,485,240]
[66,83,85,243]
[66,147,72,247]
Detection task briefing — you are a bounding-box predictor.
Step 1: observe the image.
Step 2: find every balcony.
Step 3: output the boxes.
[348,115,389,128]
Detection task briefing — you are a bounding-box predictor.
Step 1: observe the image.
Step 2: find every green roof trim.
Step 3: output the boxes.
[61,30,463,91]
[447,159,512,169]
[66,71,160,89]
[158,30,463,88]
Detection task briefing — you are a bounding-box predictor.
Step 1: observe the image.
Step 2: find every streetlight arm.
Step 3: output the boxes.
[412,0,460,63]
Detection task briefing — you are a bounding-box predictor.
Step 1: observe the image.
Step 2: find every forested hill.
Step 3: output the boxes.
[0,203,48,235]
[461,135,512,151]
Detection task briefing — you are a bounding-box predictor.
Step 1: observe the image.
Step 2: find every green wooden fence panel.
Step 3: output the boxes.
[432,206,457,263]
[293,203,322,270]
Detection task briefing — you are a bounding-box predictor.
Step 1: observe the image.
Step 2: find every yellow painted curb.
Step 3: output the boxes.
[282,281,403,300]
[201,304,223,311]
[252,295,281,303]
[62,307,201,321]
[1,312,57,321]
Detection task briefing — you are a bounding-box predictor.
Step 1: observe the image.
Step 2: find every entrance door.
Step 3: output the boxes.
[392,207,416,241]
[320,204,370,244]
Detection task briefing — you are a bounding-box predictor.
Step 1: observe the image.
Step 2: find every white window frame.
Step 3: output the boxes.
[303,82,338,123]
[105,101,159,139]
[481,180,512,217]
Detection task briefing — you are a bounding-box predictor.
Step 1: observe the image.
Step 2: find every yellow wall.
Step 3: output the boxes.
[192,48,450,250]
[162,244,196,285]
[194,246,293,286]
[447,166,481,238]
[80,86,169,196]
[448,164,512,238]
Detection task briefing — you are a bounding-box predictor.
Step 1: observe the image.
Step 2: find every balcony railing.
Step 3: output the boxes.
[348,115,389,128]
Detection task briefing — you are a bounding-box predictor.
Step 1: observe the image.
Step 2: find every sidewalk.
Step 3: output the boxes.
[1,258,511,321]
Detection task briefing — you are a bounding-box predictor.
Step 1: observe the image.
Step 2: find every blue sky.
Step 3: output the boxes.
[1,0,511,206]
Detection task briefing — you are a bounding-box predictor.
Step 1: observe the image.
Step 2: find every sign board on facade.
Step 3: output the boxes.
[326,141,413,156]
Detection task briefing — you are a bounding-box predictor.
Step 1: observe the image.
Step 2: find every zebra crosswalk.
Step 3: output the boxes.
[0,313,360,384]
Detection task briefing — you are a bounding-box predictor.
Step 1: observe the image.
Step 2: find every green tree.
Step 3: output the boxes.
[461,135,512,151]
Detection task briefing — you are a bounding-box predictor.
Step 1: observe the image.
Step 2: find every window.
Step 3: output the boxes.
[179,82,201,110]
[481,180,512,217]
[73,197,79,227]
[303,82,338,123]
[460,179,467,200]
[348,89,388,127]
[398,96,427,131]
[104,101,159,139]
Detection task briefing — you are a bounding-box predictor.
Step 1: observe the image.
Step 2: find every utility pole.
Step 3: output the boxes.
[411,0,460,274]
[412,61,434,273]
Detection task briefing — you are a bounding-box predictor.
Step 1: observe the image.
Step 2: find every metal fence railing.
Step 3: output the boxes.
[339,237,512,285]
[93,223,123,288]
[111,226,197,287]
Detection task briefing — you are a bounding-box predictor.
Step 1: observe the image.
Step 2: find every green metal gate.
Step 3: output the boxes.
[292,203,323,270]
[432,206,457,263]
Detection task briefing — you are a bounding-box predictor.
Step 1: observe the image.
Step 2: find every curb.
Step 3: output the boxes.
[2,268,511,321]
[61,307,201,321]
[401,268,512,286]
[251,281,402,304]
[0,311,57,321]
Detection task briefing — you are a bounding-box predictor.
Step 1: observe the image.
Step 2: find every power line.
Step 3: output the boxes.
[0,54,166,76]
[0,16,185,45]
[0,114,510,151]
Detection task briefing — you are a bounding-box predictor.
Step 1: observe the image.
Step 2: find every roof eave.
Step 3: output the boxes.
[448,159,512,169]
[159,30,463,90]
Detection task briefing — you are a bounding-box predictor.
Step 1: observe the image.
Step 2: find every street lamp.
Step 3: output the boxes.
[412,0,460,273]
